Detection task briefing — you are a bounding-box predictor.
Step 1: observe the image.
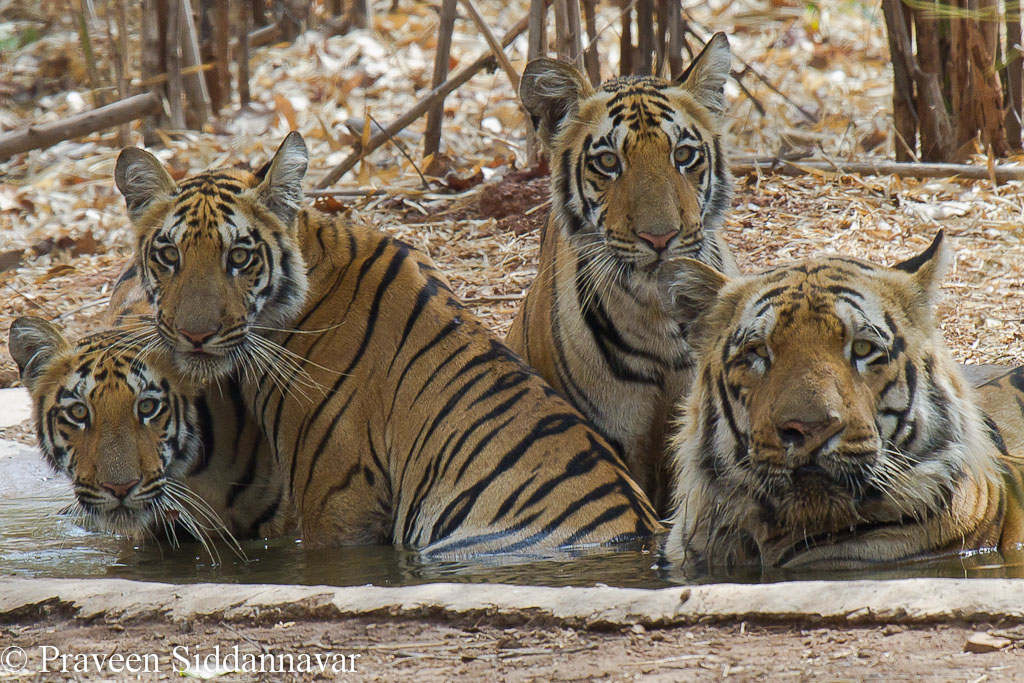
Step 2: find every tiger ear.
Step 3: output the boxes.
[8,317,68,393]
[675,32,731,114]
[658,257,731,324]
[114,147,176,222]
[519,58,595,148]
[254,131,308,227]
[892,230,949,306]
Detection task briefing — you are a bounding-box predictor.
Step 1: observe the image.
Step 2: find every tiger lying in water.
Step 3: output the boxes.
[659,232,1024,572]
[8,314,292,552]
[107,131,662,555]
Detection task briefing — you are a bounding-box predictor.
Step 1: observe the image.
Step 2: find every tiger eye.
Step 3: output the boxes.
[673,146,697,167]
[67,402,88,421]
[137,398,159,417]
[160,246,180,264]
[753,343,770,359]
[596,152,619,172]
[852,339,875,358]
[229,247,250,267]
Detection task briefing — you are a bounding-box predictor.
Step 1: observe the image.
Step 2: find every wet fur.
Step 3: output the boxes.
[661,235,1024,572]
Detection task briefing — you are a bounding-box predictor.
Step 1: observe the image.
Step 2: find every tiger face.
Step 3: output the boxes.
[8,317,202,537]
[661,233,999,569]
[112,133,310,381]
[520,33,732,279]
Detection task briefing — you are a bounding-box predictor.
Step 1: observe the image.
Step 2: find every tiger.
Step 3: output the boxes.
[8,312,292,551]
[658,231,1024,573]
[506,33,739,516]
[108,131,663,555]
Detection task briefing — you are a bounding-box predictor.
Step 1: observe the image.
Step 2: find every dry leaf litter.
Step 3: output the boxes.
[1,0,1023,405]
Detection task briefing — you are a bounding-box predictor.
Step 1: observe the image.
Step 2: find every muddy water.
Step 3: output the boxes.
[5,438,1024,588]
[0,441,671,588]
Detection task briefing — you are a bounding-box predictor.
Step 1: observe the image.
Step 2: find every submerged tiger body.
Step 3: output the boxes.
[111,132,662,555]
[506,34,738,514]
[660,233,1024,573]
[8,315,292,545]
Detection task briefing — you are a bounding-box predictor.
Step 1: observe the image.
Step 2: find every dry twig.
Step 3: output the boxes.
[315,9,536,189]
[732,156,1024,182]
[0,94,160,158]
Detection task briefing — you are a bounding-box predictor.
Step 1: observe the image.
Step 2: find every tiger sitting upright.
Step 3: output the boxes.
[659,232,1024,573]
[104,131,662,555]
[506,33,738,515]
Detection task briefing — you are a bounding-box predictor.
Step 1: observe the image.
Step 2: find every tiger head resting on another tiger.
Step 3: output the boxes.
[9,318,211,541]
[660,232,1024,572]
[8,288,292,547]
[506,34,739,515]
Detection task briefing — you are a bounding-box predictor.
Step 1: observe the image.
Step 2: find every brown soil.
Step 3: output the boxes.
[2,615,1023,681]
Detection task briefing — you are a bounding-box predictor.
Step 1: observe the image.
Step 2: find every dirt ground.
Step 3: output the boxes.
[1,614,1023,681]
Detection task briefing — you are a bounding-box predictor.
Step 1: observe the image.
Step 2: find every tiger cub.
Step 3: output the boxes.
[109,132,663,555]
[8,315,292,547]
[506,33,738,515]
[659,232,1024,572]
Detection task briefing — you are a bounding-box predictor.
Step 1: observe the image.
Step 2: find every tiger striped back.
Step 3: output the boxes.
[660,233,1024,572]
[112,133,663,555]
[506,34,738,515]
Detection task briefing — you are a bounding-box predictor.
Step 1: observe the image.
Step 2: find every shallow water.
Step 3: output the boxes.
[5,439,1024,588]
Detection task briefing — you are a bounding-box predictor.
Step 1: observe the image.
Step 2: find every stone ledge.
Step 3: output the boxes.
[2,577,1023,628]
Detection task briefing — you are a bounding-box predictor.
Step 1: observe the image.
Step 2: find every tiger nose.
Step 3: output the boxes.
[178,326,217,346]
[776,419,833,449]
[637,231,677,253]
[101,479,140,500]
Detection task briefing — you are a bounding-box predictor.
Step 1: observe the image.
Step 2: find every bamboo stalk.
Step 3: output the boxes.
[213,0,230,113]
[423,0,457,162]
[350,0,371,30]
[654,0,669,76]
[316,11,534,189]
[1007,0,1023,150]
[909,0,954,161]
[140,0,166,145]
[166,0,186,129]
[553,0,582,70]
[666,0,683,79]
[179,0,212,127]
[236,0,251,106]
[637,0,654,74]
[106,0,131,146]
[526,0,547,165]
[581,0,600,85]
[881,0,917,162]
[620,3,634,76]
[250,0,267,26]
[76,1,107,109]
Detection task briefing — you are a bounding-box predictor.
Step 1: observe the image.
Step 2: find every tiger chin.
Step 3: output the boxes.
[659,231,1024,573]
[506,33,739,515]
[7,316,291,552]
